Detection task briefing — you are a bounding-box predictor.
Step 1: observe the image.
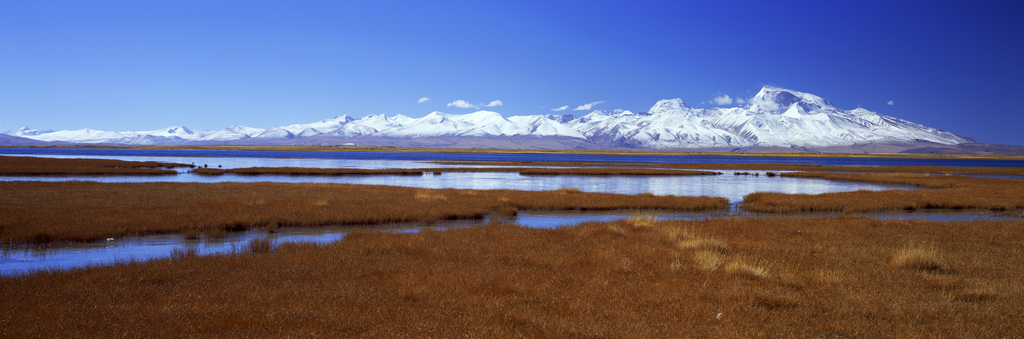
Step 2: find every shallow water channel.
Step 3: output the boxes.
[2,153,1020,275]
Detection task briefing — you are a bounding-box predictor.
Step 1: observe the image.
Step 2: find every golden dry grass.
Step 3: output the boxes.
[0,181,728,244]
[742,172,1024,213]
[0,155,189,175]
[892,244,945,272]
[2,217,1021,337]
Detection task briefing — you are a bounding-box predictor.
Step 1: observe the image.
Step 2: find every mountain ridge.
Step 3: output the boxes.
[5,86,978,151]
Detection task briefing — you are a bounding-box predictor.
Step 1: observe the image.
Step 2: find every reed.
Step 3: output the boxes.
[0,181,728,244]
[0,155,189,175]
[3,217,1021,337]
[246,237,273,254]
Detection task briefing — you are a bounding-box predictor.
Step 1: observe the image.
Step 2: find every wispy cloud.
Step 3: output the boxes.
[573,101,605,111]
[551,105,569,111]
[446,99,503,109]
[887,100,894,105]
[447,100,477,109]
[736,97,746,104]
[711,93,733,106]
[417,97,430,104]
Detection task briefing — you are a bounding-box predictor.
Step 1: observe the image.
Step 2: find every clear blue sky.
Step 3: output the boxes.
[2,0,1022,145]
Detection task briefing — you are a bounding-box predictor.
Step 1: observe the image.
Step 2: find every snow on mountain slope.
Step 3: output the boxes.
[4,86,975,149]
[198,125,266,141]
[5,127,55,136]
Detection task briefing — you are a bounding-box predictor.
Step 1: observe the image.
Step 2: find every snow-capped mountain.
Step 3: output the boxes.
[567,86,974,149]
[5,86,976,149]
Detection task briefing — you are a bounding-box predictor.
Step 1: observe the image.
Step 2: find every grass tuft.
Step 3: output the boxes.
[557,187,583,194]
[693,250,725,272]
[892,244,945,272]
[625,213,658,228]
[725,260,771,279]
[414,191,447,201]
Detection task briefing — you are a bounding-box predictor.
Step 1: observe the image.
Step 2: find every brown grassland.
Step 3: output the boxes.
[0,155,191,175]
[0,181,728,244]
[743,172,1024,213]
[2,217,1022,337]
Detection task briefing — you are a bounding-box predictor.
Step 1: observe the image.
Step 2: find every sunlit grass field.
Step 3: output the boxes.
[2,217,1021,337]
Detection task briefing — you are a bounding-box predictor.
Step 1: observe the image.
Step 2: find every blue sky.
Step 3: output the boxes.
[2,0,1022,145]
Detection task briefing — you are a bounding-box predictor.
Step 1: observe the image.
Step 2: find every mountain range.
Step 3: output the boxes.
[4,86,983,152]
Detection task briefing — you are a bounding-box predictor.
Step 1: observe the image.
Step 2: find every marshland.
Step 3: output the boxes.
[1,149,1023,337]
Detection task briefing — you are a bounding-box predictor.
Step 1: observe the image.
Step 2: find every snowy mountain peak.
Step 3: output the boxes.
[748,86,839,113]
[151,126,195,135]
[649,98,692,114]
[544,114,576,123]
[6,127,55,136]
[321,115,355,123]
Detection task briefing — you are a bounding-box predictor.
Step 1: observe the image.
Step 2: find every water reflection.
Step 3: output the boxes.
[0,169,908,205]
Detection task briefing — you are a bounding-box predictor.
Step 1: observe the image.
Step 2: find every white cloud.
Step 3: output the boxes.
[417,97,430,104]
[712,94,733,106]
[485,100,503,107]
[736,97,746,104]
[447,100,477,109]
[887,100,894,105]
[551,105,569,112]
[573,101,605,111]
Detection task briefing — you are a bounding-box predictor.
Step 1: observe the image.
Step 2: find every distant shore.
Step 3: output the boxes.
[4,144,1023,160]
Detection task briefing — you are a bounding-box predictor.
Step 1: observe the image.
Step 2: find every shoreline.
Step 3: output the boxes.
[5,144,1024,160]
